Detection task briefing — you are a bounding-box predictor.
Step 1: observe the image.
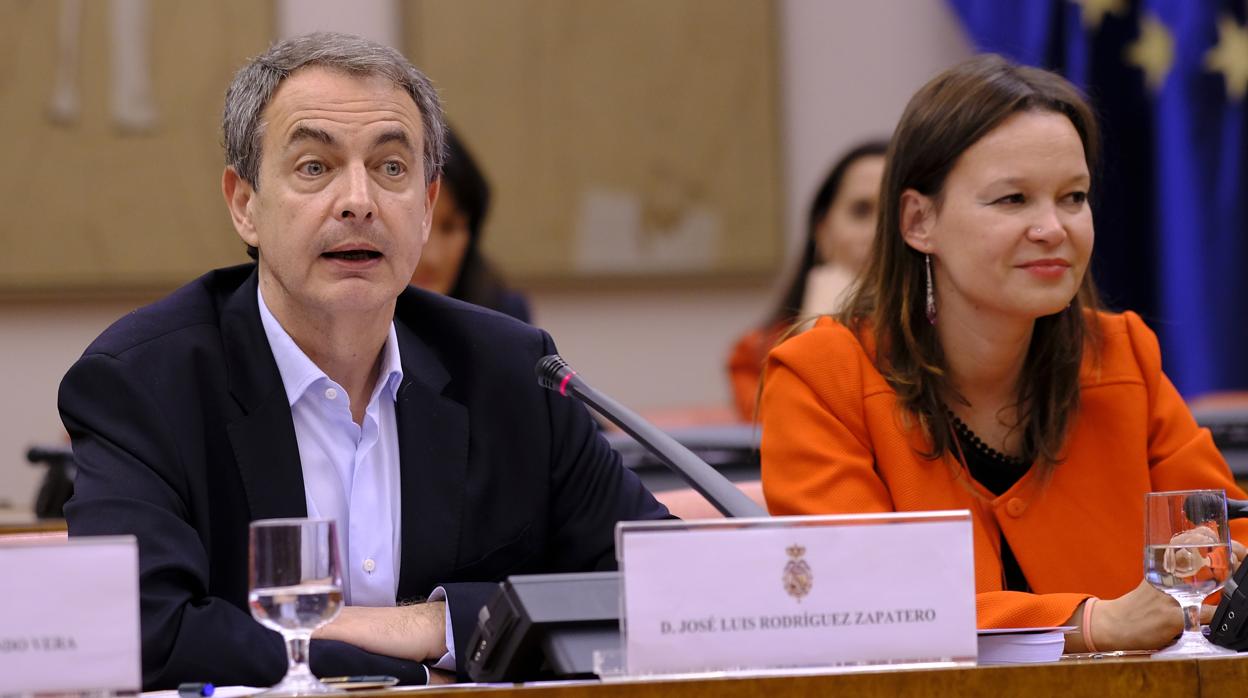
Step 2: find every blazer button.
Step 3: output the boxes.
[1005,498,1027,518]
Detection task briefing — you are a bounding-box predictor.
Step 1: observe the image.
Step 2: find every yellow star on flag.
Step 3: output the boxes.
[1070,0,1128,31]
[1125,14,1175,93]
[1205,14,1248,101]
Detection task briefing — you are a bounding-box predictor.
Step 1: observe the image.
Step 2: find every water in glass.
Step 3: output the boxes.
[249,518,344,695]
[250,585,344,632]
[1144,490,1238,658]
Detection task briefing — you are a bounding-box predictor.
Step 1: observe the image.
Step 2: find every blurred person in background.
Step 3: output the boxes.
[411,127,531,323]
[760,54,1248,653]
[726,141,887,420]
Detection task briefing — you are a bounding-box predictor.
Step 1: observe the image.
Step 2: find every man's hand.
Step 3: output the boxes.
[313,602,447,662]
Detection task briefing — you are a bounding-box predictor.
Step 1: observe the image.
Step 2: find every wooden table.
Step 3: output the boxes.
[367,655,1248,698]
[0,512,66,536]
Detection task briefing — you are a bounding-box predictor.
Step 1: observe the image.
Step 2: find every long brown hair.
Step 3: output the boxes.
[839,54,1103,473]
[765,141,889,328]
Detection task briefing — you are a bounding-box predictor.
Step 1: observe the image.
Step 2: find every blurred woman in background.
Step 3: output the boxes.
[411,127,531,323]
[726,141,887,420]
[760,55,1248,653]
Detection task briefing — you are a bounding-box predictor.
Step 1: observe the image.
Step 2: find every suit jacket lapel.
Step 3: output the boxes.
[393,319,468,601]
[221,269,308,522]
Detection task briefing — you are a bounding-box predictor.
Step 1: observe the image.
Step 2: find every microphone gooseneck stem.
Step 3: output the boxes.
[546,366,764,519]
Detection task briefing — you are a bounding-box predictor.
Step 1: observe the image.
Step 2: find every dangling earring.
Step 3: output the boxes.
[925,254,936,324]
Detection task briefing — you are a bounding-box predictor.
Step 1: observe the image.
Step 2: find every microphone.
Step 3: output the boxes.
[1182,491,1248,522]
[536,354,766,518]
[1230,499,1248,521]
[1210,496,1248,650]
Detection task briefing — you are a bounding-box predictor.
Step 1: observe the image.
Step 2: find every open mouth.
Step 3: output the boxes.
[322,250,382,261]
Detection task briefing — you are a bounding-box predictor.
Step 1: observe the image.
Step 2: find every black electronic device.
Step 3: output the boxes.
[1209,497,1248,650]
[464,356,764,682]
[1210,561,1248,650]
[466,571,620,682]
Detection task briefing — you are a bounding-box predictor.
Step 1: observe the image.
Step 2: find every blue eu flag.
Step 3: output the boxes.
[948,0,1248,397]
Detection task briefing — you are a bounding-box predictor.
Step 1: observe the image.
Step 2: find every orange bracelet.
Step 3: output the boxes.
[1081,597,1099,653]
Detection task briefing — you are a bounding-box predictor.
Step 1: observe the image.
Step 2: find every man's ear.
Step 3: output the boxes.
[899,188,936,254]
[222,167,259,248]
[420,176,441,244]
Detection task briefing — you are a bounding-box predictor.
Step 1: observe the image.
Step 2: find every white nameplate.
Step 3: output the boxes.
[618,511,976,676]
[0,535,140,692]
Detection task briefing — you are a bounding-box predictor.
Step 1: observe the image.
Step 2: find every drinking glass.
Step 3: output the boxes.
[1144,490,1238,657]
[249,518,344,695]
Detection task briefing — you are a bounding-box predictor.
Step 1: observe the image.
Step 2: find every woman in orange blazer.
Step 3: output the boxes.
[760,55,1248,654]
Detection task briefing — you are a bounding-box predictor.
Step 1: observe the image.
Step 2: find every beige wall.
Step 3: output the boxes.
[0,300,146,510]
[779,0,972,250]
[0,0,972,508]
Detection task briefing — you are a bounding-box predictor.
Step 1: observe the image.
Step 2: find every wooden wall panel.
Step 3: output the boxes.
[404,0,782,284]
[0,0,270,296]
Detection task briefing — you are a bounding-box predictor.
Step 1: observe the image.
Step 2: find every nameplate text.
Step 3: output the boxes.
[617,512,976,675]
[0,535,140,692]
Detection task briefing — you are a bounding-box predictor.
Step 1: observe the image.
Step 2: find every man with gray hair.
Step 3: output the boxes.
[59,32,667,688]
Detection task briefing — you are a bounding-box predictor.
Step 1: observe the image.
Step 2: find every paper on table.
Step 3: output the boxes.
[978,626,1077,635]
[977,627,1074,665]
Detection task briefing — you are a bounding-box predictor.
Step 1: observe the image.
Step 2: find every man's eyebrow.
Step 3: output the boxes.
[287,125,335,147]
[374,129,415,150]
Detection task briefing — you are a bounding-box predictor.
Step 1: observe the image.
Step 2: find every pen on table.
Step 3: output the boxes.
[177,682,215,697]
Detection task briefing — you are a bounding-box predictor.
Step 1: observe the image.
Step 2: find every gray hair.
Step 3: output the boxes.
[223,32,447,189]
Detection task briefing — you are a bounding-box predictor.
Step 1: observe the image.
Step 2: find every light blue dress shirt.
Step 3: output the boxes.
[258,288,458,670]
[257,287,403,608]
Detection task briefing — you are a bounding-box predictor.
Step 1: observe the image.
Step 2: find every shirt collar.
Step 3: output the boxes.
[257,285,404,407]
[375,322,404,404]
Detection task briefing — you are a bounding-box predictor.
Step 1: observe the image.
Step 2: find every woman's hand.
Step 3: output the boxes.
[1089,580,1184,651]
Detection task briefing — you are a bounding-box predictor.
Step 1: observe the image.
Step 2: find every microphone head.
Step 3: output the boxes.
[535,354,574,392]
[1229,498,1248,521]
[1182,491,1229,524]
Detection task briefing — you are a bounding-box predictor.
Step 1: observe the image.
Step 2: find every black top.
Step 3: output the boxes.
[950,413,1033,593]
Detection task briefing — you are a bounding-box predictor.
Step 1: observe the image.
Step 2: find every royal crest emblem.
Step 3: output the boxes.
[782,543,813,601]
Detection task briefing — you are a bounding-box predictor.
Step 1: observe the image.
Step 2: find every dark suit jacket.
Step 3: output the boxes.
[496,289,532,325]
[59,264,667,688]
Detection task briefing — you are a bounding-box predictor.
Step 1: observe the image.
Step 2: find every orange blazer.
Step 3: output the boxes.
[727,326,774,421]
[760,311,1248,629]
